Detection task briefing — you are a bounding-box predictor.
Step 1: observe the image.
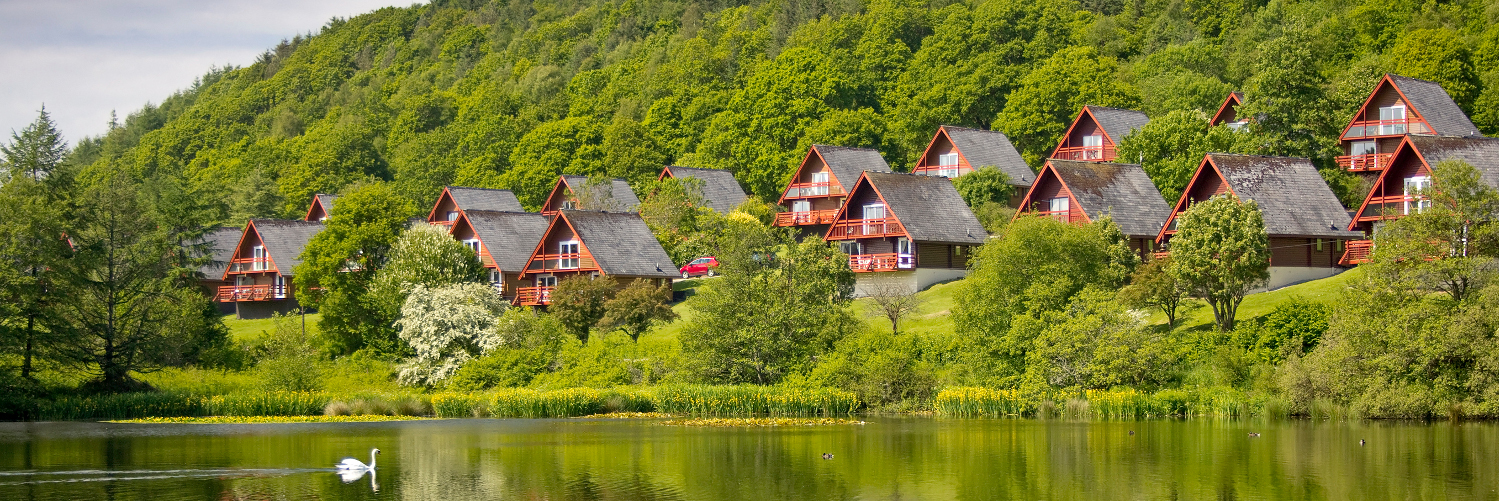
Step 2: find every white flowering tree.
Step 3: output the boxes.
[395,282,509,386]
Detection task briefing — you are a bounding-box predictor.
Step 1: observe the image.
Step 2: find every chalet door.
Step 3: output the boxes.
[896,238,914,269]
[862,204,886,235]
[252,245,267,271]
[1404,176,1431,214]
[1049,197,1070,221]
[463,239,480,254]
[559,241,580,269]
[490,270,503,291]
[810,171,830,196]
[272,275,287,299]
[1380,104,1407,134]
[792,200,811,213]
[939,153,960,177]
[446,211,460,222]
[1082,135,1103,159]
[537,275,557,301]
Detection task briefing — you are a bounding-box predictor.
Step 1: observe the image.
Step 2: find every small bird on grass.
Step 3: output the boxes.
[1128,430,1135,436]
[821,453,834,460]
[1360,439,1365,446]
[1247,432,1261,437]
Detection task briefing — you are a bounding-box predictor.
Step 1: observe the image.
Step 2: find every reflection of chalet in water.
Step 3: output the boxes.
[426,186,523,226]
[1049,106,1150,162]
[911,126,1033,194]
[1343,135,1499,263]
[1157,154,1360,290]
[541,175,640,214]
[1209,92,1246,129]
[775,145,892,230]
[657,166,748,214]
[217,219,324,319]
[514,210,676,306]
[1337,74,1481,174]
[1014,160,1171,258]
[448,210,550,299]
[304,194,337,221]
[822,171,986,296]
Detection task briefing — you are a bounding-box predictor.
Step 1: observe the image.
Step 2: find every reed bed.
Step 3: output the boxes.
[207,392,330,417]
[430,386,858,418]
[35,392,204,421]
[935,387,1289,419]
[649,385,859,416]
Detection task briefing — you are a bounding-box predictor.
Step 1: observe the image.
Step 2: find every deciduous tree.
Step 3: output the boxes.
[1167,195,1269,331]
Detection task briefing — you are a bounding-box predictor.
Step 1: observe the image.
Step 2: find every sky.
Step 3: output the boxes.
[0,0,423,145]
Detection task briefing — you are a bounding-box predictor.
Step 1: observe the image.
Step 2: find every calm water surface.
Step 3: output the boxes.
[0,417,1494,500]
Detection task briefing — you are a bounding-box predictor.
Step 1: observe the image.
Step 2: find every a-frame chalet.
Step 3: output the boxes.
[911,125,1034,193]
[448,210,550,298]
[427,186,524,226]
[1343,135,1499,264]
[822,171,986,296]
[540,175,641,214]
[304,194,337,221]
[1210,92,1246,129]
[1014,160,1171,258]
[1157,154,1361,290]
[195,226,245,314]
[513,210,677,306]
[1049,106,1150,162]
[217,219,324,319]
[1337,74,1481,173]
[774,145,892,228]
[657,166,748,214]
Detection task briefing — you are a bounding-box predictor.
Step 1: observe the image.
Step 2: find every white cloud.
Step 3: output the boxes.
[0,0,422,142]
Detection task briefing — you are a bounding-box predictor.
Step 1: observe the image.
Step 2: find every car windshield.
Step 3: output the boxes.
[692,258,709,264]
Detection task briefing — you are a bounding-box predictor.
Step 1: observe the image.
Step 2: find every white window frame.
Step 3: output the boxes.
[560,200,577,210]
[862,203,886,235]
[1350,140,1377,156]
[559,241,580,269]
[791,200,811,213]
[1404,176,1432,214]
[1380,104,1408,135]
[1048,197,1070,214]
[463,239,480,254]
[808,171,830,196]
[896,237,915,269]
[1082,134,1103,159]
[252,245,267,271]
[272,275,287,299]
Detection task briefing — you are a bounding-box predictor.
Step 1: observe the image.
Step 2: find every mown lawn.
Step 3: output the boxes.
[223,312,322,343]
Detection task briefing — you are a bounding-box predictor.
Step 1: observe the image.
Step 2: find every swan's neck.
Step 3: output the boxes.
[369,452,377,469]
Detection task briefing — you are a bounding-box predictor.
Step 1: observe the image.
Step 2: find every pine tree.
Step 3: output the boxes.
[1,106,68,182]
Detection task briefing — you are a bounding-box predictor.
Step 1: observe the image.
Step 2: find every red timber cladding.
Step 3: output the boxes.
[916,243,958,269]
[913,131,971,174]
[1185,170,1231,202]
[542,182,574,212]
[791,153,846,211]
[1022,171,1088,223]
[1345,84,1434,138]
[1054,115,1115,161]
[536,220,598,273]
[1353,148,1430,232]
[450,219,496,269]
[305,200,328,222]
[428,192,460,224]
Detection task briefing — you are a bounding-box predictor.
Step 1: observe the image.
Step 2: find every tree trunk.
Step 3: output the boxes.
[21,314,34,380]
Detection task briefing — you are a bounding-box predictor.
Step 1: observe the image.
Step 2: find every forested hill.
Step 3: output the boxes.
[66,0,1499,221]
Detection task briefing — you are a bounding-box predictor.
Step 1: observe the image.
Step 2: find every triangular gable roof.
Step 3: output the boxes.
[548,175,641,212]
[779,145,892,204]
[1341,74,1481,139]
[1353,135,1499,228]
[1020,160,1172,239]
[195,226,244,279]
[1210,91,1244,126]
[446,187,523,213]
[659,166,749,213]
[936,126,1034,186]
[831,172,987,245]
[305,194,337,221]
[233,219,324,278]
[1161,154,1359,240]
[525,210,676,278]
[456,210,550,273]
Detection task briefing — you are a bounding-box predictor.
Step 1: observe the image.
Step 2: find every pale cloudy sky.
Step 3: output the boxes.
[0,0,423,144]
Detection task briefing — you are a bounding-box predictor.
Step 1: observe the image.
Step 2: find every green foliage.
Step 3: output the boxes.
[394,283,509,387]
[367,223,487,323]
[809,329,937,408]
[1387,28,1478,113]
[950,166,1015,208]
[1246,298,1330,364]
[447,307,567,391]
[1168,195,1269,332]
[549,276,619,343]
[1,106,69,181]
[1019,288,1178,393]
[598,279,677,341]
[247,313,324,392]
[995,46,1141,163]
[1367,161,1499,302]
[1113,110,1236,202]
[1118,256,1188,326]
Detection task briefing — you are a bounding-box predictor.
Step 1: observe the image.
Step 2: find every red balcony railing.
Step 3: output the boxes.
[1342,119,1428,140]
[226,257,274,274]
[1151,250,1171,261]
[782,182,843,199]
[1356,195,1423,221]
[1024,209,1078,224]
[1339,239,1373,266]
[1336,153,1394,172]
[774,210,838,226]
[514,286,554,306]
[913,165,970,177]
[827,218,907,239]
[1051,145,1115,161]
[215,284,288,302]
[524,253,596,273]
[848,253,914,273]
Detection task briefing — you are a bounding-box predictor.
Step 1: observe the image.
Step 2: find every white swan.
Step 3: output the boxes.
[336,448,380,471]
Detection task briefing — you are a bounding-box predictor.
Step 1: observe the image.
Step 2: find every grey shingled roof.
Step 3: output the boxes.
[250,219,325,277]
[1388,75,1481,137]
[1405,135,1499,188]
[814,145,893,189]
[462,210,550,273]
[942,126,1034,186]
[1205,154,1361,239]
[314,194,337,216]
[1087,106,1151,143]
[1047,160,1172,239]
[859,172,987,245]
[447,187,523,213]
[561,175,641,211]
[195,226,244,279]
[560,210,678,278]
[665,166,748,213]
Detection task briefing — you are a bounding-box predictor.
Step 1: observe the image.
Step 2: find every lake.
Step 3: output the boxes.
[0,417,1494,500]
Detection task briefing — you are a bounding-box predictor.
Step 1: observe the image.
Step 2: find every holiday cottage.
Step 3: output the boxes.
[426,186,524,226]
[775,145,893,228]
[1210,91,1246,129]
[448,210,550,298]
[1344,135,1499,263]
[216,219,324,319]
[911,125,1034,193]
[657,166,748,214]
[822,171,987,296]
[513,210,677,306]
[1014,160,1172,258]
[540,175,641,214]
[1049,106,1151,162]
[304,194,337,222]
[1337,74,1481,174]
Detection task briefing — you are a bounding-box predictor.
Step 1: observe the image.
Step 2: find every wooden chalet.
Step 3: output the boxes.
[1049,106,1150,162]
[823,171,987,296]
[216,219,324,319]
[1157,154,1361,290]
[305,194,337,221]
[427,186,524,226]
[1210,91,1246,129]
[911,125,1034,191]
[513,210,677,306]
[448,210,550,298]
[775,145,892,228]
[1014,160,1171,257]
[1344,135,1499,264]
[657,165,748,214]
[195,226,245,314]
[1337,74,1481,174]
[540,175,641,214]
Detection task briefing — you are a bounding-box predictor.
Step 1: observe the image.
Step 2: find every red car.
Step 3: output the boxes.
[679,256,719,278]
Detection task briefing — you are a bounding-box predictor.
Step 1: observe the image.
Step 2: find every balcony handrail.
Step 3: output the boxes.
[525,253,593,272]
[214,284,288,302]
[1339,239,1373,266]
[1342,118,1428,139]
[1051,145,1115,161]
[827,217,907,239]
[847,252,915,272]
[514,286,555,305]
[782,181,843,199]
[773,209,838,226]
[227,257,275,273]
[1335,152,1394,172]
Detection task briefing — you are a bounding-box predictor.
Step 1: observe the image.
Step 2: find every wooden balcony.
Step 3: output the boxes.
[848,253,914,273]
[524,253,596,273]
[215,284,288,302]
[1336,153,1394,172]
[1339,239,1372,266]
[1355,195,1421,222]
[1024,209,1080,224]
[827,218,907,239]
[430,219,457,226]
[774,210,838,226]
[226,257,274,274]
[913,164,970,177]
[514,286,554,306]
[1150,250,1171,261]
[782,182,843,199]
[1342,119,1428,140]
[1051,145,1115,161]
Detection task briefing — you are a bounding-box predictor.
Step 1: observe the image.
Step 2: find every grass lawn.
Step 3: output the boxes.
[223,312,322,343]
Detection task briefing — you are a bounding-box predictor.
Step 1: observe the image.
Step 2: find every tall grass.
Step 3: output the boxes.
[935,387,1296,419]
[35,393,204,421]
[649,385,858,416]
[206,392,330,416]
[429,386,858,418]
